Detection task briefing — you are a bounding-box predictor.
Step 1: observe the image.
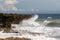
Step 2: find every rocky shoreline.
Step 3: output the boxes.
[0,13,32,28]
[0,13,32,32]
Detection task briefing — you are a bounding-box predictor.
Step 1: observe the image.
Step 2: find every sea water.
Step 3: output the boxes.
[1,14,60,40]
[11,14,60,40]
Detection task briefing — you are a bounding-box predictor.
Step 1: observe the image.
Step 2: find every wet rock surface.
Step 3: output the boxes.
[0,13,32,32]
[0,13,32,28]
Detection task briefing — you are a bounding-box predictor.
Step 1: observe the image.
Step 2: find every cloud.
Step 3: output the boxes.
[5,0,18,5]
[19,9,25,11]
[26,9,40,12]
[0,5,7,11]
[0,0,19,12]
[12,6,18,11]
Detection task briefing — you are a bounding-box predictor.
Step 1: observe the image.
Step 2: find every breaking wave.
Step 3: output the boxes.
[11,15,60,40]
[0,15,60,40]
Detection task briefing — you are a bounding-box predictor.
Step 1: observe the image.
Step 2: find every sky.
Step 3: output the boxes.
[0,0,60,14]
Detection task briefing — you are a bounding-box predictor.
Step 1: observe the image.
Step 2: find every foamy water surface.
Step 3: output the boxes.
[0,15,60,40]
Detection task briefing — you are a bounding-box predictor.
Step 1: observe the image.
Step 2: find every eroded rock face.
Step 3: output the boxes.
[0,13,32,28]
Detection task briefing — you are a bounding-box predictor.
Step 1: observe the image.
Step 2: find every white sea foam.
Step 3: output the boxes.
[0,15,58,40]
[11,15,59,40]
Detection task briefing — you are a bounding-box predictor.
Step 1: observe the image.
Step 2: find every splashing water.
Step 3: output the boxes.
[40,20,51,27]
[11,15,40,32]
[11,15,58,40]
[0,15,59,40]
[11,15,47,33]
[20,15,40,27]
[0,30,4,33]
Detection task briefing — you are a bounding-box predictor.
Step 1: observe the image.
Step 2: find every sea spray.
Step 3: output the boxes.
[11,15,53,34]
[21,15,39,27]
[11,15,57,40]
[11,15,40,32]
[0,14,60,40]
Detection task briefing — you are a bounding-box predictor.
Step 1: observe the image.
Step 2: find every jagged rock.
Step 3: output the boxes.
[0,13,32,28]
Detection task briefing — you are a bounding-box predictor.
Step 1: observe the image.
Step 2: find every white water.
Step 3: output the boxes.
[0,15,60,40]
[11,15,58,40]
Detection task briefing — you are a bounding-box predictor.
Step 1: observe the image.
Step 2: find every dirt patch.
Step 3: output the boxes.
[0,37,31,40]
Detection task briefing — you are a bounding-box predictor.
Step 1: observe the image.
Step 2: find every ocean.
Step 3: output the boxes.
[37,14,60,27]
[11,14,60,40]
[1,14,60,40]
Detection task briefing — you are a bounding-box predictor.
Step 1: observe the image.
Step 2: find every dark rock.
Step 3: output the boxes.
[0,13,32,28]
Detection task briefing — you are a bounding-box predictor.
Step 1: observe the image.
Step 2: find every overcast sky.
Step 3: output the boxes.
[0,0,60,14]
